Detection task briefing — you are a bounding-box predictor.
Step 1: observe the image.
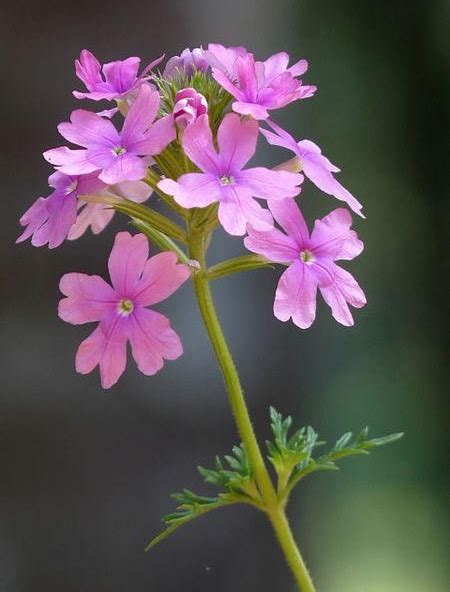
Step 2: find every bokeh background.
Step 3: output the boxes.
[1,1,448,591]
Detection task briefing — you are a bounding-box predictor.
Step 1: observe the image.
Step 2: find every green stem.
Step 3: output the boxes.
[188,228,316,592]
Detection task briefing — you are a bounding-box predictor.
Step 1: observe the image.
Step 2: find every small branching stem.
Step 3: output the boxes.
[188,226,316,592]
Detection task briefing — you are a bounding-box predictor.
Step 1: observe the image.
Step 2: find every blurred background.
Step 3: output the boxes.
[1,1,448,591]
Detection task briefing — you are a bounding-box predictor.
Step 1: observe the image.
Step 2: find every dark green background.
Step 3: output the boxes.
[1,1,448,590]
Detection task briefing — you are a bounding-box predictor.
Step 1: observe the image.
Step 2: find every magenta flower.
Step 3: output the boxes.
[158,113,303,236]
[163,47,209,78]
[17,172,104,249]
[68,180,152,241]
[244,199,366,328]
[73,49,163,102]
[44,85,175,185]
[211,50,316,120]
[261,120,364,217]
[173,87,208,129]
[59,232,190,389]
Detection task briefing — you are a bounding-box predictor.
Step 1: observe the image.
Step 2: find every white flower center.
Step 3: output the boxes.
[117,298,134,315]
[300,249,315,265]
[112,146,127,156]
[219,175,235,185]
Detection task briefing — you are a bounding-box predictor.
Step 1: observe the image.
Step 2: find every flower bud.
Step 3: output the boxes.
[173,88,208,129]
[164,47,209,78]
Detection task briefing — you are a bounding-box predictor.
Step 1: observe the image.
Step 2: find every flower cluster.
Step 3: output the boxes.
[18,44,366,388]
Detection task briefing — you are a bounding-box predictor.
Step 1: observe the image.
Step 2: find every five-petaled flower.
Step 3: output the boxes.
[261,120,364,217]
[158,113,303,235]
[59,232,190,388]
[44,85,175,185]
[245,199,366,328]
[211,49,316,120]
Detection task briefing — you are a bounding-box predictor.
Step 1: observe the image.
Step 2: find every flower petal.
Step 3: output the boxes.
[99,154,147,184]
[218,187,273,236]
[58,110,119,148]
[108,231,149,295]
[274,260,318,329]
[121,84,160,147]
[158,174,219,208]
[310,208,364,260]
[217,113,258,172]
[268,198,309,248]
[236,167,303,199]
[133,251,190,306]
[319,263,366,326]
[59,272,116,324]
[43,147,99,175]
[180,114,221,174]
[244,226,298,263]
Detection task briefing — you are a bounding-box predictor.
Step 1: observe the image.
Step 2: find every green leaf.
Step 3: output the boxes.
[113,199,187,242]
[130,220,193,265]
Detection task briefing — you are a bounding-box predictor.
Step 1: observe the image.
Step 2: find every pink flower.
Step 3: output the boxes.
[211,50,316,120]
[44,85,175,185]
[158,113,303,236]
[59,232,190,389]
[261,120,364,217]
[73,49,163,102]
[205,43,248,77]
[244,199,366,328]
[173,88,208,129]
[68,180,152,241]
[163,47,209,78]
[17,172,104,249]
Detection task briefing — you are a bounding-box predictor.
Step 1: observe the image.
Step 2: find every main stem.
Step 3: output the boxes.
[188,229,316,592]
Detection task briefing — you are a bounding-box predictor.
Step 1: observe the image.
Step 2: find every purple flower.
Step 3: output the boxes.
[73,49,163,102]
[211,50,316,120]
[173,87,208,129]
[68,180,152,241]
[59,232,190,389]
[158,113,303,236]
[244,199,366,328]
[44,85,175,185]
[17,172,104,249]
[163,47,209,78]
[205,43,248,77]
[261,120,364,217]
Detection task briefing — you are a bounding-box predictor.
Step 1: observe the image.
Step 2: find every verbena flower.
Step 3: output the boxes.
[73,49,162,102]
[163,47,209,78]
[173,88,208,129]
[59,232,190,388]
[44,85,175,185]
[158,113,303,235]
[210,48,316,120]
[261,120,364,216]
[244,199,366,328]
[17,172,104,249]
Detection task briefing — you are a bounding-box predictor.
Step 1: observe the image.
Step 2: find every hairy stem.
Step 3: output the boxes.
[188,227,316,592]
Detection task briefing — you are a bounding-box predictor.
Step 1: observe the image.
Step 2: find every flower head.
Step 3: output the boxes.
[261,120,364,217]
[211,49,316,120]
[59,232,190,388]
[73,49,163,102]
[163,47,209,78]
[158,113,303,235]
[173,87,208,129]
[17,172,104,249]
[244,199,366,327]
[44,85,175,185]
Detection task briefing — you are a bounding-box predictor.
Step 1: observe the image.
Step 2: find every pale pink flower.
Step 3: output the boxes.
[173,88,208,129]
[68,179,152,240]
[210,49,316,120]
[73,49,162,102]
[44,85,175,185]
[59,232,190,389]
[244,199,366,328]
[261,120,364,217]
[158,113,303,236]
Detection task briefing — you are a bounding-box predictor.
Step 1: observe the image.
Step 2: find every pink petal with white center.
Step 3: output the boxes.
[108,232,149,295]
[232,101,270,120]
[75,315,128,388]
[310,208,364,261]
[158,174,219,208]
[217,113,258,172]
[319,264,366,327]
[218,187,273,236]
[99,153,147,184]
[43,147,99,175]
[274,260,318,329]
[59,272,116,324]
[244,226,298,263]
[180,114,221,174]
[128,308,183,376]
[120,84,160,147]
[236,167,303,199]
[58,110,119,148]
[267,198,309,248]
[133,251,190,306]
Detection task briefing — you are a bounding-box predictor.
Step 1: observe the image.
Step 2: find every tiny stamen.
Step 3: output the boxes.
[112,146,127,156]
[117,298,134,315]
[300,249,315,264]
[219,175,235,185]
